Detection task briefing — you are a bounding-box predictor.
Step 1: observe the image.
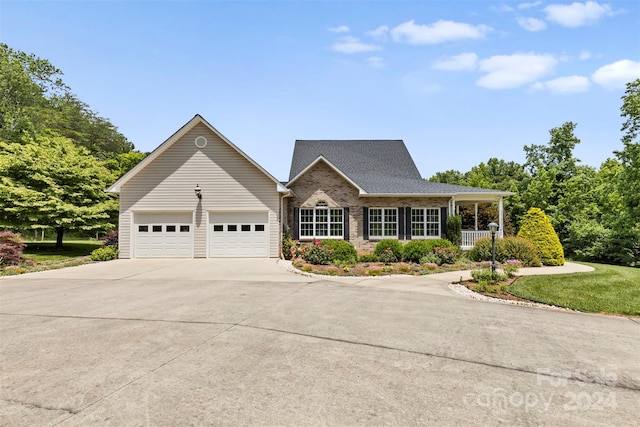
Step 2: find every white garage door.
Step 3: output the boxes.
[134,212,193,258]
[210,212,268,257]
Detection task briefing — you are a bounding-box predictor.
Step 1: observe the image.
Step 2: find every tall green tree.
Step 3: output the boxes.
[0,135,117,248]
[0,43,133,157]
[522,122,581,242]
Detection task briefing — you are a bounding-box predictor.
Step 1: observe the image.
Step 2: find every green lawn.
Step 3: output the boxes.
[510,262,640,316]
[23,240,102,262]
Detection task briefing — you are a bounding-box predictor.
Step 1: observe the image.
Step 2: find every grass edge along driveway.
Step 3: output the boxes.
[510,262,640,316]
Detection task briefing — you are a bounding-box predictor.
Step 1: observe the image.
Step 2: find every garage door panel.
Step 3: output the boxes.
[210,219,268,258]
[134,212,193,258]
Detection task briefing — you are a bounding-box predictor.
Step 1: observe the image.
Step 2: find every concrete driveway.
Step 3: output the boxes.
[1,259,638,426]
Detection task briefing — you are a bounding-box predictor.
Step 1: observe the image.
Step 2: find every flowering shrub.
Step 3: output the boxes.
[424,262,438,270]
[378,247,397,264]
[300,240,331,265]
[373,240,403,263]
[434,246,460,265]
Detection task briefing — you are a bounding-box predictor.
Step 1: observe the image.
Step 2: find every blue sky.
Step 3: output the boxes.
[2,0,639,181]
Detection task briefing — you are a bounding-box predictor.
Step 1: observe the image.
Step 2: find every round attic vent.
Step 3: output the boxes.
[195,136,207,148]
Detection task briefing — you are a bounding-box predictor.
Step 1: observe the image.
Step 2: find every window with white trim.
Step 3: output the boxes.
[411,208,440,238]
[299,202,343,239]
[369,208,397,238]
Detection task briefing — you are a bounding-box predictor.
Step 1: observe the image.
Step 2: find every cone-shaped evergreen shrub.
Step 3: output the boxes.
[517,208,564,266]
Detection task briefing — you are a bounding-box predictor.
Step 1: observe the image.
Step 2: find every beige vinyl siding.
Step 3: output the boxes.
[119,123,280,258]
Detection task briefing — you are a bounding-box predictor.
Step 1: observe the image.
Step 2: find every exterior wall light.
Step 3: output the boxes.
[194,184,202,199]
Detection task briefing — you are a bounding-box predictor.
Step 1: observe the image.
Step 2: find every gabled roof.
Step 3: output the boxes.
[287,140,512,197]
[107,115,287,193]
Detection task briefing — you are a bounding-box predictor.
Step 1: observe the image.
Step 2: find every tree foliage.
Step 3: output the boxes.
[0,44,146,247]
[0,135,118,247]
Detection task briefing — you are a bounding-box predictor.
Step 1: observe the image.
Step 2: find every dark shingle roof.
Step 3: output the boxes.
[288,140,508,195]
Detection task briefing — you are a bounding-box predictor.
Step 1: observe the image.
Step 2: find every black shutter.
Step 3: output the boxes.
[343,207,350,241]
[363,207,369,240]
[398,207,405,240]
[405,207,412,240]
[293,207,299,240]
[440,207,447,240]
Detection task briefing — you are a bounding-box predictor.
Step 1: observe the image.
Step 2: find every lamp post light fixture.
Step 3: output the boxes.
[194,184,202,199]
[488,222,499,277]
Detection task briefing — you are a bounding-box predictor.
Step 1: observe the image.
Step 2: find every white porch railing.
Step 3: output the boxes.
[461,230,503,250]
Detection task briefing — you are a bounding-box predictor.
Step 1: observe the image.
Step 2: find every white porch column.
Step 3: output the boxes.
[498,197,504,237]
[450,197,456,216]
[474,203,478,231]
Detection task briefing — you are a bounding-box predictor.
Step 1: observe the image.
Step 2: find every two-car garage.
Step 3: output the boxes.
[133,211,269,258]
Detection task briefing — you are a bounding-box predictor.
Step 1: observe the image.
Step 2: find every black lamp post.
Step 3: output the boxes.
[488,222,498,277]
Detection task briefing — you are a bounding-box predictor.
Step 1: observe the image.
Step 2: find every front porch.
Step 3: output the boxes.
[449,195,509,250]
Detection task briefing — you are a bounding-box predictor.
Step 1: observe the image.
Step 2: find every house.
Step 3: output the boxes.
[284,140,512,251]
[107,115,287,258]
[108,115,511,258]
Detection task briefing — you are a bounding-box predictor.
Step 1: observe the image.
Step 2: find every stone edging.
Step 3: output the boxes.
[448,283,575,312]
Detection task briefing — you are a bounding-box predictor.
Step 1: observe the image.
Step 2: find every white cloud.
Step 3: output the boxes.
[331,36,379,54]
[328,25,350,33]
[477,53,558,89]
[366,25,389,40]
[578,50,592,60]
[532,75,590,93]
[432,53,478,71]
[366,56,385,69]
[592,59,640,89]
[544,1,613,28]
[494,5,515,12]
[519,1,542,9]
[390,20,492,45]
[517,16,547,31]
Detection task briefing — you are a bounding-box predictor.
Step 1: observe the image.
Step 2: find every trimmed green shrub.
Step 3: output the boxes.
[501,236,541,267]
[320,239,357,264]
[374,240,403,263]
[469,236,541,267]
[90,246,119,261]
[518,208,564,266]
[403,240,433,263]
[469,236,506,263]
[446,215,462,247]
[402,239,455,263]
[358,253,378,263]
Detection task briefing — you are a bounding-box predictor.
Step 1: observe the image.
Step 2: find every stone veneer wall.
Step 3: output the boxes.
[287,161,450,251]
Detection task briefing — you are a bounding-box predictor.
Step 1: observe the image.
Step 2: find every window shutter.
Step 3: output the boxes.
[363,207,369,240]
[293,207,299,240]
[405,207,412,240]
[398,207,405,240]
[440,207,447,240]
[343,207,350,241]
